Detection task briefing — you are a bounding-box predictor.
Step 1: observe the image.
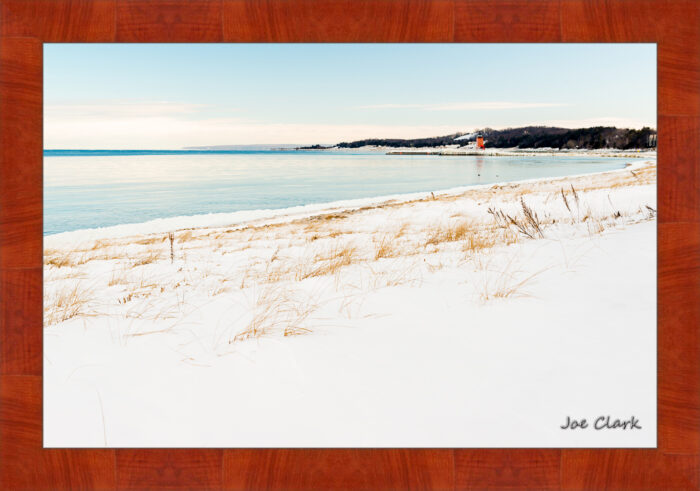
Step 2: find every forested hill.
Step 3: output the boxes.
[332,126,657,150]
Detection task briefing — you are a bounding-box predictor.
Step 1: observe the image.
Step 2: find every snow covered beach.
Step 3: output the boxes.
[44,160,657,447]
[44,150,633,236]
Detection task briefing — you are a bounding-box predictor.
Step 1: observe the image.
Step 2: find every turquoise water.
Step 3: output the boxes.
[44,150,629,235]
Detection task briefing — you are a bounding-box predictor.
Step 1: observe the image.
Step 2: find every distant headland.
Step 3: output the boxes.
[296,126,657,151]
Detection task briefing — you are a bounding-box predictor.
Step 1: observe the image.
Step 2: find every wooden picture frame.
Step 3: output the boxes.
[1,0,698,489]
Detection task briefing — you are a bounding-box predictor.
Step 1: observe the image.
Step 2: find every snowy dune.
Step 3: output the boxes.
[44,161,657,447]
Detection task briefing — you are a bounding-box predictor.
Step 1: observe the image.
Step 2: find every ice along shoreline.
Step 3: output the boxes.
[44,158,652,247]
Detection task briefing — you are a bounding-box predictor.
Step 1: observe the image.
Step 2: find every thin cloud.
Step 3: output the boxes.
[45,101,217,119]
[357,101,569,111]
[44,100,652,149]
[44,114,470,149]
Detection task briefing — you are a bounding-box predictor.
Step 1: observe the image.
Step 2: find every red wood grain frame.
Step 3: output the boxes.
[0,0,698,489]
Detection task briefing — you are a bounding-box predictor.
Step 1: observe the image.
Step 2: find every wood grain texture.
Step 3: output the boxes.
[116,450,223,490]
[0,269,42,375]
[0,37,43,270]
[561,0,700,117]
[0,376,116,491]
[223,0,454,42]
[561,450,700,490]
[658,116,700,222]
[454,449,560,490]
[116,0,223,42]
[0,0,116,41]
[454,0,561,42]
[658,221,700,454]
[222,449,454,490]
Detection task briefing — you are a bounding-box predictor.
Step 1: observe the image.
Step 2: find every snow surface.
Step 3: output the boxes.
[44,161,657,447]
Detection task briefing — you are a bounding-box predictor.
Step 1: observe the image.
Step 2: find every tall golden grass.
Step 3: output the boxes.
[229,286,318,343]
[295,243,357,281]
[44,282,93,325]
[42,160,656,340]
[131,246,163,266]
[424,220,470,247]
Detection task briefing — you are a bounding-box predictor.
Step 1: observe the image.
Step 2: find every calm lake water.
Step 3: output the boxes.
[44,150,630,235]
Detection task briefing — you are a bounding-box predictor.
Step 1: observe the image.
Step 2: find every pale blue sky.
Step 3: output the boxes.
[44,44,656,149]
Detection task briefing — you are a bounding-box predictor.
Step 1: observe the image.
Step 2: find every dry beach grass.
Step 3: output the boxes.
[43,161,657,346]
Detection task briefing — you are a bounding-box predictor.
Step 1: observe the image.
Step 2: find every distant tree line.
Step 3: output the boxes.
[336,133,465,149]
[297,144,333,150]
[477,126,657,149]
[332,126,656,150]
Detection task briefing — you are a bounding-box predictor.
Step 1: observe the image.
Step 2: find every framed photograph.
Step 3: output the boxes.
[1,1,698,490]
[42,41,659,450]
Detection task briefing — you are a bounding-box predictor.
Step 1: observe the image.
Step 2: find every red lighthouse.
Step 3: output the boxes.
[476,134,485,149]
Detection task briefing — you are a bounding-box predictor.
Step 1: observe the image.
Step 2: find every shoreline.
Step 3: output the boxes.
[385,150,654,157]
[44,159,657,447]
[44,159,652,247]
[299,145,657,159]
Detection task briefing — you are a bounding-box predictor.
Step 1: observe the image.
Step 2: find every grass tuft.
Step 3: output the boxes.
[295,243,357,281]
[230,287,318,343]
[132,247,163,267]
[374,235,398,260]
[44,282,93,325]
[424,220,470,247]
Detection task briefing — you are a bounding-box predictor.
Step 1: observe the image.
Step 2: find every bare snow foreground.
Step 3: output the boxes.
[44,161,657,447]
